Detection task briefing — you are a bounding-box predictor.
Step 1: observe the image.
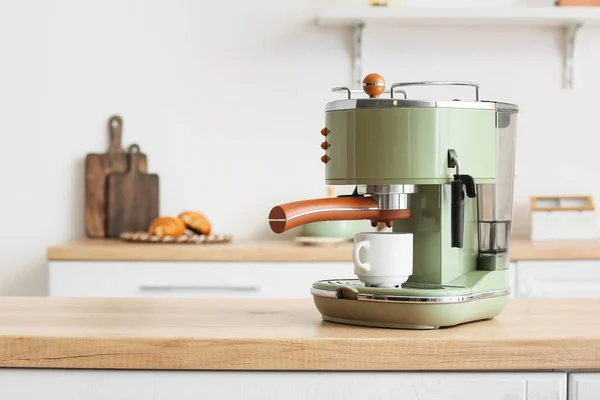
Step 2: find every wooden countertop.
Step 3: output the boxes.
[47,238,353,261]
[47,237,600,261]
[1,297,600,371]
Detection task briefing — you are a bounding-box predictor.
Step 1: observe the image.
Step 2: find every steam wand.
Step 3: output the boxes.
[447,150,477,248]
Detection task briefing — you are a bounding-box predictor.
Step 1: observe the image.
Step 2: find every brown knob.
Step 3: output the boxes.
[321,141,330,150]
[321,155,330,164]
[363,73,385,98]
[320,128,329,136]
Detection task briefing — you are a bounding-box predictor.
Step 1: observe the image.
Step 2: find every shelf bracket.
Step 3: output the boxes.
[563,23,582,90]
[352,22,364,88]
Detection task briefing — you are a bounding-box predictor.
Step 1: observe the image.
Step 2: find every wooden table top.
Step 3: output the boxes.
[0,297,599,371]
[46,237,600,262]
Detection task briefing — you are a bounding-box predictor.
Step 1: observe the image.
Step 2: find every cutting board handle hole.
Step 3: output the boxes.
[128,144,140,154]
[110,118,121,129]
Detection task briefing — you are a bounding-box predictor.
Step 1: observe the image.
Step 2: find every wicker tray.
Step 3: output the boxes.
[119,231,232,244]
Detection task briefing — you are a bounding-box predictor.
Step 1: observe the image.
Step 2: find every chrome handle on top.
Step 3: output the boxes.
[389,88,407,99]
[390,81,480,101]
[331,86,354,99]
[332,86,407,100]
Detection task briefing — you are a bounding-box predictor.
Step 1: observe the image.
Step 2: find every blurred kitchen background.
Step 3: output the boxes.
[1,0,598,295]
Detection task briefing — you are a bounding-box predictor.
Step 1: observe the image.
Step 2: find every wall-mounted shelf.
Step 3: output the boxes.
[316,7,600,89]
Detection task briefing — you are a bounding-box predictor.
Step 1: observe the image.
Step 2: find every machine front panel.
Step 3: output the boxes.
[324,107,497,185]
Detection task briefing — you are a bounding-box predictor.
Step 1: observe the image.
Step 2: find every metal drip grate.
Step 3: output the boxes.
[320,279,406,289]
[319,279,470,290]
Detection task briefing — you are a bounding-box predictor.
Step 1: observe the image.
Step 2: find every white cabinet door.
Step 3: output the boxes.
[516,260,600,298]
[569,373,600,400]
[48,260,354,298]
[0,370,567,400]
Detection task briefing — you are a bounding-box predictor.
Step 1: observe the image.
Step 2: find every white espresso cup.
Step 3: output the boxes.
[353,232,413,287]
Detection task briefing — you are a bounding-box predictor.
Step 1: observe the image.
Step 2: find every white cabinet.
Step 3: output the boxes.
[515,260,600,298]
[569,373,600,400]
[48,258,599,300]
[0,369,567,400]
[48,260,353,298]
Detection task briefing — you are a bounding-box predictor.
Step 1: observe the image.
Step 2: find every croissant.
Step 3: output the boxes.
[178,211,212,235]
[149,217,186,237]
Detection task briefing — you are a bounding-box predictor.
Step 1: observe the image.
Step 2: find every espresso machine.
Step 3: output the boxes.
[268,73,518,329]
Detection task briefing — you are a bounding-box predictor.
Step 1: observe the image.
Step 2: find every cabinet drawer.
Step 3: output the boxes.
[48,261,353,298]
[569,373,600,400]
[516,260,600,298]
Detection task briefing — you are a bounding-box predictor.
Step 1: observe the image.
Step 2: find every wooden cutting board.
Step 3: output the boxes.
[105,145,159,238]
[85,116,147,237]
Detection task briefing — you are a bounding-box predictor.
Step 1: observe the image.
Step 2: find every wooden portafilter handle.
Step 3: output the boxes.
[268,197,411,234]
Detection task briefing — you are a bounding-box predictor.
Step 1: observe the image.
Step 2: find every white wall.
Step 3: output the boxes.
[0,0,598,295]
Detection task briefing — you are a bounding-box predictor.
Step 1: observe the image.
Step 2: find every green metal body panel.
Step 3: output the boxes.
[324,108,497,185]
[313,294,508,330]
[393,184,478,285]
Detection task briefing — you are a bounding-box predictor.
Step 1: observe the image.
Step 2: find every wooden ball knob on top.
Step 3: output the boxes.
[362,73,385,98]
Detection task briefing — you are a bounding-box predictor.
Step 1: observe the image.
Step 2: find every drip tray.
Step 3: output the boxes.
[310,279,510,329]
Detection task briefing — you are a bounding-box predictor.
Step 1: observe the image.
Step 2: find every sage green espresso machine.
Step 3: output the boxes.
[268,73,518,329]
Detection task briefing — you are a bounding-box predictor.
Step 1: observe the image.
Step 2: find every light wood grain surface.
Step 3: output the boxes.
[0,297,599,371]
[47,238,354,261]
[47,237,600,261]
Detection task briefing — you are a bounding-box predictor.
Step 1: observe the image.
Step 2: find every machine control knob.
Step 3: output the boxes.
[321,155,330,164]
[363,73,385,98]
[320,128,329,136]
[321,141,330,150]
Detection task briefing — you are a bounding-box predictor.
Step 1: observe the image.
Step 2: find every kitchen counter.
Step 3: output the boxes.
[47,237,600,261]
[47,238,352,261]
[0,297,599,371]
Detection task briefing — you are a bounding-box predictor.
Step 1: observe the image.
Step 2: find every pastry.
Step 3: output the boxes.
[178,211,212,235]
[149,217,186,237]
